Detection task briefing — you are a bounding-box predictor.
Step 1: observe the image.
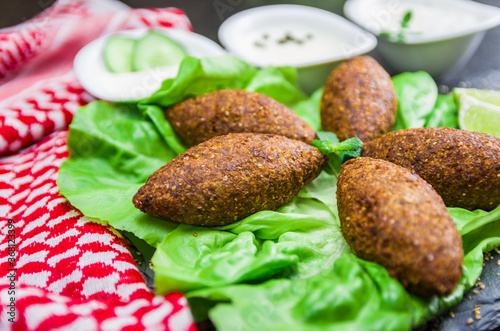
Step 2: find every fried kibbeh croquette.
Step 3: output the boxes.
[133,133,327,226]
[362,127,500,211]
[320,56,397,142]
[165,89,316,147]
[337,157,463,297]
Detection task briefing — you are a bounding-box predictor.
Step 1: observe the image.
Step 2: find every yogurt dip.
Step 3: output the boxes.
[344,0,500,76]
[345,0,500,43]
[242,25,354,67]
[218,4,376,68]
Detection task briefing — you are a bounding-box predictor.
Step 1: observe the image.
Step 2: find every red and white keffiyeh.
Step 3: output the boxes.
[0,1,196,330]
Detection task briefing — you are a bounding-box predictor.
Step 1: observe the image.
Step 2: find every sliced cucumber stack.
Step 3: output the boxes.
[103,30,187,73]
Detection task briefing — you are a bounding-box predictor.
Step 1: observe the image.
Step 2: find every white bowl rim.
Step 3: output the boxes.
[218,4,377,68]
[73,27,226,102]
[344,0,500,44]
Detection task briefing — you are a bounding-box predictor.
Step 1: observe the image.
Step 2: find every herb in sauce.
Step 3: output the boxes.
[379,10,413,43]
[254,31,314,48]
[397,11,413,42]
[247,26,351,66]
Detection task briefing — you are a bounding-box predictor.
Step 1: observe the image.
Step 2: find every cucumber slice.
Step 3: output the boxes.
[103,36,135,73]
[132,31,187,71]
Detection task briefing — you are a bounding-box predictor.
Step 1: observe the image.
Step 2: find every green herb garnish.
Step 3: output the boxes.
[312,131,363,175]
[401,11,412,29]
[397,10,413,43]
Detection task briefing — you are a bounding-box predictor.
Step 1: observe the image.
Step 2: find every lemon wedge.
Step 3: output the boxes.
[453,88,500,137]
[454,87,500,105]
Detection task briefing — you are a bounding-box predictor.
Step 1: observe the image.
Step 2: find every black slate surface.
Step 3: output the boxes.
[416,250,500,331]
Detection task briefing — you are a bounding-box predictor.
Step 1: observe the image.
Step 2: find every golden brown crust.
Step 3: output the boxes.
[362,127,500,211]
[165,89,316,147]
[320,56,397,142]
[133,133,327,226]
[337,157,463,297]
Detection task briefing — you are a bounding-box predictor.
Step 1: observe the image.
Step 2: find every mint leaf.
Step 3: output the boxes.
[312,132,363,175]
[333,137,363,153]
[316,131,339,144]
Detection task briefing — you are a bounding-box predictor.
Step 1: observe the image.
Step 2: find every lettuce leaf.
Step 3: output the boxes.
[188,255,414,331]
[291,87,323,131]
[392,71,458,130]
[425,94,458,129]
[392,71,438,130]
[140,56,258,107]
[186,207,500,330]
[141,55,307,109]
[58,101,179,246]
[57,55,500,331]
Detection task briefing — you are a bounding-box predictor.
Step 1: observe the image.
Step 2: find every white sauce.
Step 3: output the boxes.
[244,25,354,66]
[361,0,483,40]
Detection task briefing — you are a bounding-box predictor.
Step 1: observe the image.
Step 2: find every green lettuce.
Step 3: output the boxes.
[392,71,458,130]
[141,55,307,108]
[57,55,500,331]
[186,206,500,330]
[58,102,179,246]
[189,254,414,331]
[291,87,323,131]
[425,94,458,129]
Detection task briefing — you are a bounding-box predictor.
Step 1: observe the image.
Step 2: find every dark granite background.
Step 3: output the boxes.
[2,1,500,330]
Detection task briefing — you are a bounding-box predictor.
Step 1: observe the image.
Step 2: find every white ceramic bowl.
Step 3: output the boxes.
[344,0,500,77]
[218,4,377,94]
[74,28,226,101]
